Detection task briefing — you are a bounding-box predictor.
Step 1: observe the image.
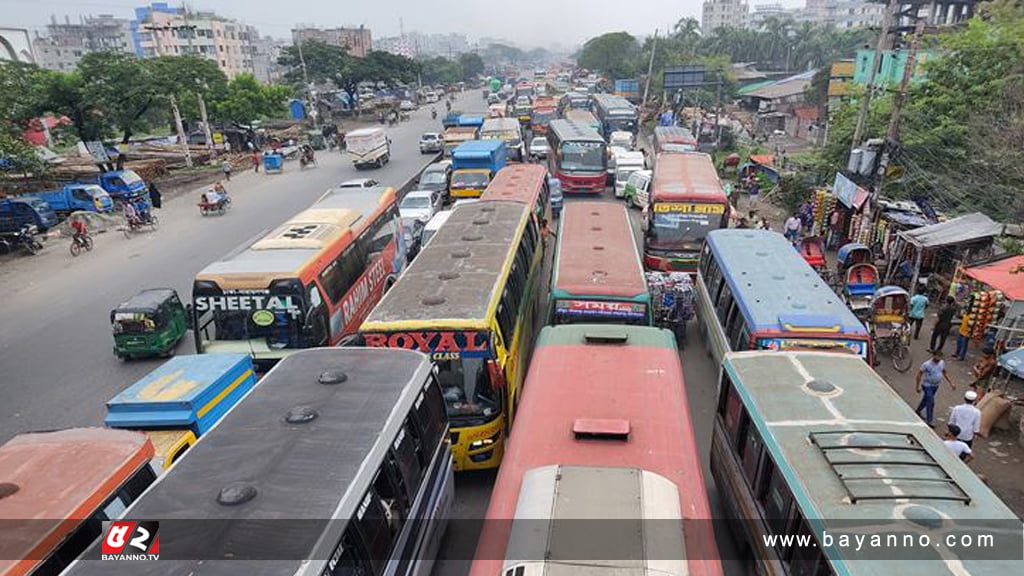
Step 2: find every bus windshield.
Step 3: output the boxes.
[649,207,722,251]
[560,141,604,172]
[606,117,637,133]
[436,356,499,424]
[194,289,307,350]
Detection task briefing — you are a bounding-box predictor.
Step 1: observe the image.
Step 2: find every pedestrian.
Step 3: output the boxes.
[909,289,928,340]
[748,181,760,206]
[914,350,955,427]
[929,296,958,353]
[251,150,261,173]
[784,214,801,242]
[947,390,981,447]
[148,181,162,209]
[737,217,750,229]
[970,348,997,394]
[955,311,972,361]
[224,140,231,154]
[943,425,973,462]
[222,159,232,182]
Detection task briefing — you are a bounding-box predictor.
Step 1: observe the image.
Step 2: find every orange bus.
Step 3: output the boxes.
[192,185,405,368]
[0,428,157,576]
[479,163,550,229]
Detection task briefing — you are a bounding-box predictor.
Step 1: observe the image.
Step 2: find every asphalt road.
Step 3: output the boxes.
[0,92,483,443]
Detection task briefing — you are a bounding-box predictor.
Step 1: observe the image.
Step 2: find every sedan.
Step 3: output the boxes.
[418,163,451,194]
[529,137,550,160]
[336,178,379,188]
[419,132,444,154]
[399,190,444,224]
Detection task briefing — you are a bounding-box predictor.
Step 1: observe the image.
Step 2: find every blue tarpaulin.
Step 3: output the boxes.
[998,348,1024,379]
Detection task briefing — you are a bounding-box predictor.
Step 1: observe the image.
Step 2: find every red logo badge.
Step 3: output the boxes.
[102,521,160,556]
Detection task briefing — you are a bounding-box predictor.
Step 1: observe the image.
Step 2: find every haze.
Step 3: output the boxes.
[7,0,809,49]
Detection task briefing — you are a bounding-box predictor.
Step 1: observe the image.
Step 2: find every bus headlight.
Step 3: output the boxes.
[469,431,501,451]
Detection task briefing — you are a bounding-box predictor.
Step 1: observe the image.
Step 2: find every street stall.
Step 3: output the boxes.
[883,212,1004,298]
[958,255,1024,350]
[813,173,871,249]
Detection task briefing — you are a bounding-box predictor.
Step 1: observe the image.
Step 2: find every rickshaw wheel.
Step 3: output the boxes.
[892,344,913,373]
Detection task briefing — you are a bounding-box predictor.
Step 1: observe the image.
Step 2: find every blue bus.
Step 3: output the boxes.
[712,351,1021,575]
[696,229,871,367]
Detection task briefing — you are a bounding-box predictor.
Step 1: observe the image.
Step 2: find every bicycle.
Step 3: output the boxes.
[69,233,94,257]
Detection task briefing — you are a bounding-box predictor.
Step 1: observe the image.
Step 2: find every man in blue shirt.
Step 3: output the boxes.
[915,350,956,426]
[909,289,929,340]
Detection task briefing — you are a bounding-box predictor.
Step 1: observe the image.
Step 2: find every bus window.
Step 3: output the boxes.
[356,488,396,574]
[320,244,368,304]
[738,414,763,485]
[306,283,329,346]
[327,530,371,576]
[363,206,399,259]
[718,380,743,445]
[760,464,794,539]
[736,326,751,351]
[725,304,743,349]
[392,421,424,494]
[413,382,445,453]
[788,518,833,576]
[716,285,733,325]
[706,260,724,306]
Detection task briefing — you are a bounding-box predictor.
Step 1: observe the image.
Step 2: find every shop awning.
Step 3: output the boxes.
[963,255,1024,301]
[897,213,1004,249]
[749,154,774,166]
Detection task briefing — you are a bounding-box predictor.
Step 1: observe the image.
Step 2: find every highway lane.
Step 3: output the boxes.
[0,91,484,443]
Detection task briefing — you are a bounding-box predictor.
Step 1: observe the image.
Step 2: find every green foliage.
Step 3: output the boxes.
[700,18,873,72]
[278,40,348,88]
[0,61,53,175]
[76,52,156,143]
[480,44,524,67]
[419,56,463,86]
[215,73,291,124]
[458,52,485,80]
[148,56,228,120]
[577,32,641,79]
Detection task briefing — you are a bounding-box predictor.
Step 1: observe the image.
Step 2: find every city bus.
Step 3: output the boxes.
[192,185,404,368]
[470,324,722,576]
[550,202,651,325]
[360,201,543,471]
[697,229,871,367]
[557,91,590,115]
[713,351,1021,576]
[64,348,454,576]
[546,119,607,194]
[0,428,157,576]
[564,108,602,134]
[529,104,556,135]
[653,125,699,153]
[590,93,639,138]
[478,163,550,231]
[643,151,730,271]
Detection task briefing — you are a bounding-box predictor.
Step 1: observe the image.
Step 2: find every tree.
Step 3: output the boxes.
[74,52,157,143]
[0,61,52,175]
[420,56,462,85]
[577,32,640,79]
[277,40,349,88]
[215,73,291,125]
[147,56,228,121]
[481,43,524,67]
[458,52,485,80]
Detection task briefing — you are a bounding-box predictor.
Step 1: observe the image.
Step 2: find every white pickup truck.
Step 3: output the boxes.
[346,127,391,169]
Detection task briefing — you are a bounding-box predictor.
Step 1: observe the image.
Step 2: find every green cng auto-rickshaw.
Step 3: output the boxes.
[111,288,188,360]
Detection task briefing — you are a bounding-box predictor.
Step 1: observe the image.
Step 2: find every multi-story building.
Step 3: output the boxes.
[251,35,287,84]
[134,5,258,78]
[291,26,372,57]
[749,3,793,28]
[702,0,750,34]
[406,32,468,58]
[375,35,416,59]
[32,14,135,71]
[823,0,886,28]
[0,27,35,63]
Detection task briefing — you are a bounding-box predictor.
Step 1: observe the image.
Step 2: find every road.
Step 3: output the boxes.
[0,92,482,443]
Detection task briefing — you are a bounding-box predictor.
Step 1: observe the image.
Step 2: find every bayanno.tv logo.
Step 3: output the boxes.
[101,521,160,561]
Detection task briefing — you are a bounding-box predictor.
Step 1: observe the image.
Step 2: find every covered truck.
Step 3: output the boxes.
[80,169,151,207]
[0,197,58,233]
[450,139,507,199]
[346,127,391,169]
[443,125,479,157]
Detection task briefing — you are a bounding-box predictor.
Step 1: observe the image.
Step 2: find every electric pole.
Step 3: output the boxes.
[198,93,215,160]
[850,0,896,150]
[874,17,926,200]
[169,95,193,168]
[641,29,658,117]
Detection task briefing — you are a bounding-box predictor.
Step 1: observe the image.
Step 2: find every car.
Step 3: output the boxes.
[529,137,550,160]
[400,100,417,111]
[419,132,444,154]
[336,178,379,188]
[487,94,500,105]
[417,162,452,194]
[399,190,444,224]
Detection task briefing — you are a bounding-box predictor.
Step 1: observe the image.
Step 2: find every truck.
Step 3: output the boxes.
[0,197,59,233]
[22,184,114,217]
[79,169,151,207]
[450,140,507,199]
[480,117,524,161]
[442,111,462,128]
[614,79,641,102]
[456,115,485,129]
[346,127,391,169]
[442,126,479,157]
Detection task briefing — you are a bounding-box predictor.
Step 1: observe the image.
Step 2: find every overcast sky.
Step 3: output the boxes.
[5,0,806,48]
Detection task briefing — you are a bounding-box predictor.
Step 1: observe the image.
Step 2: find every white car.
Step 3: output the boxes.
[529,137,549,160]
[419,132,443,154]
[336,178,379,188]
[400,100,417,111]
[399,190,444,224]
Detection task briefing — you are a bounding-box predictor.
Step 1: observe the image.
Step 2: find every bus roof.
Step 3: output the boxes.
[472,325,720,575]
[553,202,646,299]
[194,186,394,288]
[64,348,434,576]
[651,152,727,204]
[564,109,597,122]
[653,125,697,142]
[362,201,530,331]
[0,428,154,576]
[706,229,867,336]
[478,164,547,205]
[722,351,1019,574]
[592,93,636,113]
[548,119,603,143]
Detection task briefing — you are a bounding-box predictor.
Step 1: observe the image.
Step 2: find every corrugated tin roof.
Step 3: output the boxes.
[742,70,817,100]
[898,212,1004,248]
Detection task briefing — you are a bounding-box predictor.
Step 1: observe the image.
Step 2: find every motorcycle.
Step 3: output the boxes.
[69,233,94,257]
[431,109,437,120]
[0,224,44,255]
[299,149,317,170]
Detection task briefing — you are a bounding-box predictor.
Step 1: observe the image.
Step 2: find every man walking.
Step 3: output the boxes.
[943,425,973,462]
[222,158,233,182]
[929,296,958,353]
[915,351,955,426]
[784,214,801,242]
[947,390,982,447]
[909,289,928,339]
[955,311,972,361]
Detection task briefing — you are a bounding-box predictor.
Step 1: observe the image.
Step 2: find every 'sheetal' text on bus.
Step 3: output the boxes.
[194,294,302,319]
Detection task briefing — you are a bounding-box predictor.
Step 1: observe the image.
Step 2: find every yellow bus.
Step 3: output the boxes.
[361,201,543,471]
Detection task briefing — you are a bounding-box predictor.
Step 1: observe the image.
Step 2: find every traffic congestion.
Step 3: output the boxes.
[1,66,1022,576]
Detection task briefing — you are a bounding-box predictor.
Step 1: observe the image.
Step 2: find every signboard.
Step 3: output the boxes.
[758,338,867,358]
[212,132,225,145]
[664,65,706,91]
[84,141,112,164]
[832,172,860,209]
[363,330,491,360]
[555,300,646,320]
[653,203,726,215]
[193,292,303,320]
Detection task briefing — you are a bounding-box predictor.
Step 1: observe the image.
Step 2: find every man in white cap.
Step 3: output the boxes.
[948,390,982,447]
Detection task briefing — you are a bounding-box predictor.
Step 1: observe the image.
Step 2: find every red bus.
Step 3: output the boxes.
[644,152,730,272]
[546,119,607,194]
[470,324,722,576]
[653,125,699,153]
[192,185,405,368]
[479,163,550,229]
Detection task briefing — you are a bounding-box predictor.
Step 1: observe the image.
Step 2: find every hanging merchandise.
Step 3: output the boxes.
[970,290,1003,340]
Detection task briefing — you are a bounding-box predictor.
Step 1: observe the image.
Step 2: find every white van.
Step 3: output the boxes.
[609,131,634,150]
[613,151,646,198]
[422,210,454,248]
[622,169,652,209]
